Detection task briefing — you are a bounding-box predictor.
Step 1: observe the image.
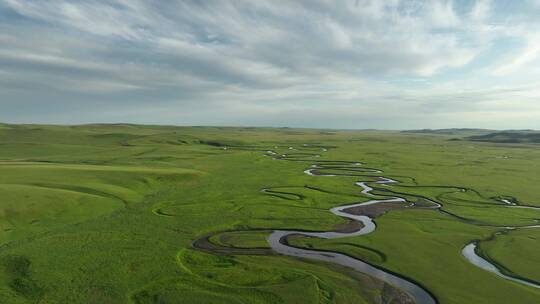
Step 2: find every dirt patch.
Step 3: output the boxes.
[381,282,416,304]
[344,202,407,218]
[326,264,415,304]
[334,220,364,233]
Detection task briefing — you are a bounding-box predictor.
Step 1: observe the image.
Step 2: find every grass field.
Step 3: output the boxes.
[0,124,539,303]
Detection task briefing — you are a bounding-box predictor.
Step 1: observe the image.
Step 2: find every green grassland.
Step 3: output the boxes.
[478,228,540,283]
[0,124,539,303]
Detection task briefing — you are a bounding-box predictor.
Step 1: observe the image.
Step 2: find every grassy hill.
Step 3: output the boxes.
[467,130,540,143]
[400,128,493,137]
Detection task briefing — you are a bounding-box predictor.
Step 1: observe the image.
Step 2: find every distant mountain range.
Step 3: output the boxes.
[402,128,540,143]
[401,128,493,136]
[467,131,540,143]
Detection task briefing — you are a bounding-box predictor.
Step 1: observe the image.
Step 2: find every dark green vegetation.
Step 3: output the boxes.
[0,123,539,303]
[467,130,540,143]
[400,128,493,136]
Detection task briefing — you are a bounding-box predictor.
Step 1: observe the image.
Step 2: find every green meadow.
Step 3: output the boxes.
[0,124,539,303]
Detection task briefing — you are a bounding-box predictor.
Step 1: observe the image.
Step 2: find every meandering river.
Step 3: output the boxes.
[266,150,438,304]
[263,146,540,303]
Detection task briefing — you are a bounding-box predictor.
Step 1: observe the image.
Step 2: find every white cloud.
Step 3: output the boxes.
[470,0,491,23]
[426,0,461,28]
[493,35,540,76]
[1,0,540,129]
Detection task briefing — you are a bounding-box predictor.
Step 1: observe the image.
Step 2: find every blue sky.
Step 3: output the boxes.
[1,0,540,129]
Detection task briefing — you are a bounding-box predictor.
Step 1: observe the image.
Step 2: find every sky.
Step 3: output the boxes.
[1,0,540,130]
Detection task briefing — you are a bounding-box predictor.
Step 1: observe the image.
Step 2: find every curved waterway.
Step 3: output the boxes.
[459,195,540,288]
[265,150,438,304]
[264,146,540,301]
[462,241,540,289]
[202,145,540,302]
[462,224,540,289]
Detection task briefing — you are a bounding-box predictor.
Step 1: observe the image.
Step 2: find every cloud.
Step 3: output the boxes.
[426,0,460,28]
[1,0,540,129]
[492,34,540,76]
